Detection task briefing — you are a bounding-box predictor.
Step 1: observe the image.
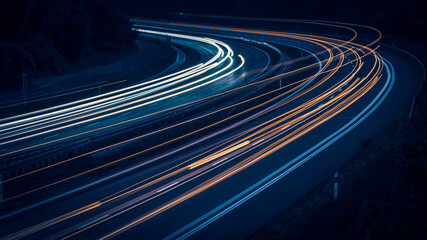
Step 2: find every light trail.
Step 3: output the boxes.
[0,31,237,145]
[0,18,395,240]
[2,23,368,188]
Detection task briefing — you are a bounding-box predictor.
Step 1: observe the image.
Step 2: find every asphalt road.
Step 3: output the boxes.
[0,20,423,240]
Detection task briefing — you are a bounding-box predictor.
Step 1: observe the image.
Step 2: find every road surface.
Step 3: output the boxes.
[0,19,423,240]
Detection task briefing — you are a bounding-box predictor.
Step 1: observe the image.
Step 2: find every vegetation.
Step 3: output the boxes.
[0,0,136,91]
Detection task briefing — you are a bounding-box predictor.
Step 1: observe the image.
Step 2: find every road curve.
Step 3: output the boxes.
[0,18,423,240]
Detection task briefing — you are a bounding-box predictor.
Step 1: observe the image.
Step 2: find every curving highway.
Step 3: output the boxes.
[0,18,423,240]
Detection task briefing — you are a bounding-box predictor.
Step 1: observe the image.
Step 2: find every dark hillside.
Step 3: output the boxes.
[0,0,136,91]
